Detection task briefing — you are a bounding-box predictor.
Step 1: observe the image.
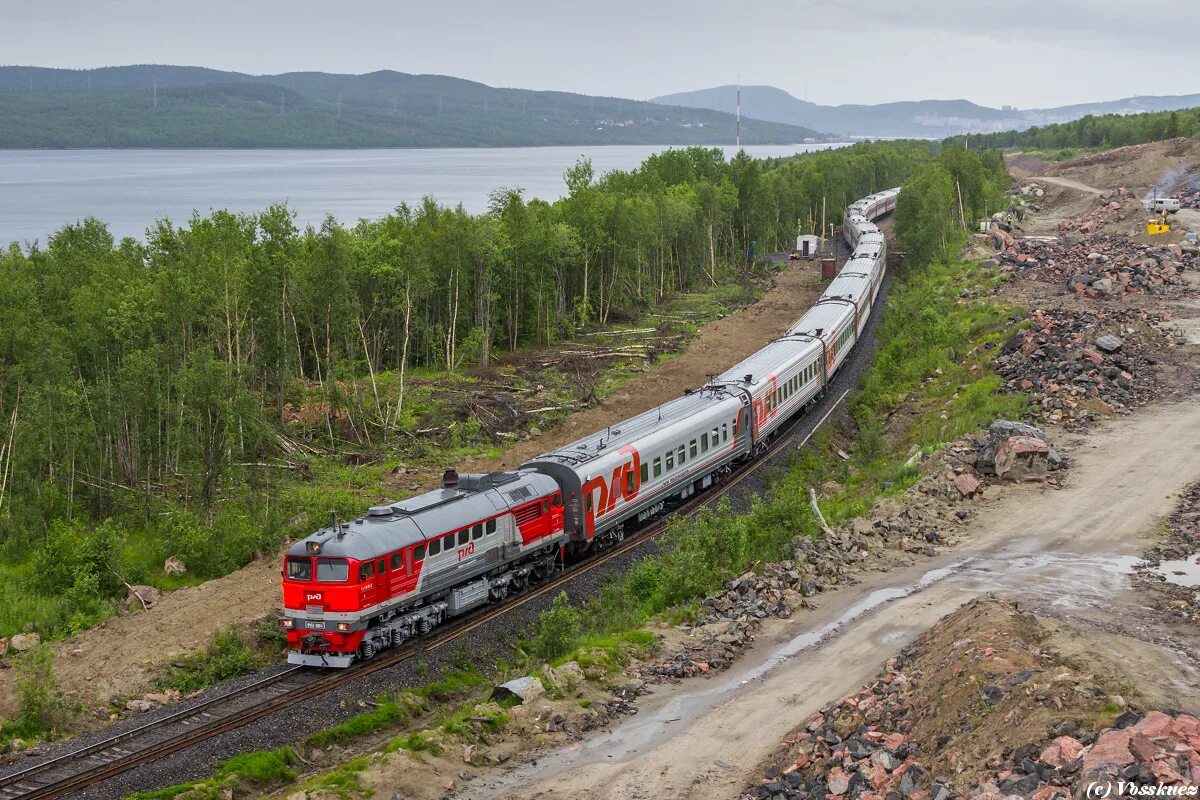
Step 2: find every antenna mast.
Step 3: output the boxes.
[736,76,741,151]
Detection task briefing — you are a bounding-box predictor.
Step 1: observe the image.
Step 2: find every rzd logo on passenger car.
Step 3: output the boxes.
[581,445,642,520]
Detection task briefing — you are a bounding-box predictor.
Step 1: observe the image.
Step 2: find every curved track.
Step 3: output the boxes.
[0,245,892,800]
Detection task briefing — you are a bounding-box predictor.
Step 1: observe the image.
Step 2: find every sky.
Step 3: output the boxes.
[0,0,1192,109]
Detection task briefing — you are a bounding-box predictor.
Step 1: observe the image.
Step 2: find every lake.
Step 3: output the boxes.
[0,144,848,245]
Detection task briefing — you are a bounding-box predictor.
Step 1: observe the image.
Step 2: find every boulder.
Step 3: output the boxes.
[1039,735,1084,768]
[954,473,981,498]
[125,699,156,713]
[10,633,40,652]
[127,585,161,609]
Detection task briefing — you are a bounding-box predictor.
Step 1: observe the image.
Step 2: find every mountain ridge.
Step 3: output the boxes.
[651,84,1200,138]
[0,65,828,148]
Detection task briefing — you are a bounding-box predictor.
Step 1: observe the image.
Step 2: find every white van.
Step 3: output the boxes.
[1147,197,1181,213]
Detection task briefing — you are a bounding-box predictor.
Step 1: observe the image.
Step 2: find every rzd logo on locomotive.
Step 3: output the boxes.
[306,592,323,602]
[581,445,642,520]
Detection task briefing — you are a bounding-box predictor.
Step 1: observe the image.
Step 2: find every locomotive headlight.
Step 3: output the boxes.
[280,619,294,628]
[336,622,351,632]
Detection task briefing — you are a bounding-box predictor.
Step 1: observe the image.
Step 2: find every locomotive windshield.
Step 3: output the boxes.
[316,558,349,582]
[285,556,311,580]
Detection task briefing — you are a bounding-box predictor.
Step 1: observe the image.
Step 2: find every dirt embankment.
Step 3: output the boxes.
[742,596,1200,800]
[0,253,836,725]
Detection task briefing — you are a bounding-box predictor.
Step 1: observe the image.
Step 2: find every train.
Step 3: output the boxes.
[280,187,900,667]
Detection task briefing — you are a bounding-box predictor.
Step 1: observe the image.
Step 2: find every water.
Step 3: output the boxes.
[1155,553,1200,587]
[0,144,848,245]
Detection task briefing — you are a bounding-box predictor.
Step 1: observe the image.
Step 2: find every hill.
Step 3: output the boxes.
[651,84,1200,139]
[0,65,828,148]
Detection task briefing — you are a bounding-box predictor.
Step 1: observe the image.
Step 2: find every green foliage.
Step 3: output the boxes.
[304,697,411,748]
[952,107,1200,151]
[524,592,583,662]
[130,746,297,799]
[305,756,369,798]
[386,729,442,755]
[156,625,278,694]
[3,643,63,740]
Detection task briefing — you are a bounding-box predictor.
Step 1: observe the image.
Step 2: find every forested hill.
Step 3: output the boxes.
[0,65,828,148]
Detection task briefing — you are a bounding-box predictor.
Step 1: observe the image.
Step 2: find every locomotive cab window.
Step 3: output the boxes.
[472,524,483,540]
[316,558,348,582]
[486,519,497,534]
[553,493,562,507]
[429,538,441,557]
[377,558,387,574]
[413,544,425,563]
[390,552,404,571]
[286,556,312,581]
[456,530,467,547]
[358,562,374,582]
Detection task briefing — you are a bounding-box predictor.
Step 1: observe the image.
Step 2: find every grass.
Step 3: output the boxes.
[305,697,412,749]
[154,623,285,695]
[128,747,297,800]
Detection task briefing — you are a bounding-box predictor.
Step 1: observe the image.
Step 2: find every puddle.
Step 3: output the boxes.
[1155,553,1200,587]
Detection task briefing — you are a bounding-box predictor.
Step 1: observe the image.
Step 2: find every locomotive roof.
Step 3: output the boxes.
[525,386,743,467]
[286,470,557,561]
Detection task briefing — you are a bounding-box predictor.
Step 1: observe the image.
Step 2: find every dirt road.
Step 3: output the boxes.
[1037,175,1103,195]
[464,399,1200,800]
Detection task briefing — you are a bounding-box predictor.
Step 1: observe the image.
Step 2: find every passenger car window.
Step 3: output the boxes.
[286,556,311,580]
[626,470,635,493]
[690,440,697,458]
[641,463,649,483]
[653,457,662,478]
[665,451,674,471]
[678,445,686,465]
[701,433,709,452]
[316,558,348,582]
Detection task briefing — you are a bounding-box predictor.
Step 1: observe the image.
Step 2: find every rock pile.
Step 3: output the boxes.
[1055,189,1143,235]
[994,307,1174,426]
[994,233,1196,297]
[965,711,1200,800]
[948,421,1063,482]
[742,653,931,800]
[1177,188,1200,210]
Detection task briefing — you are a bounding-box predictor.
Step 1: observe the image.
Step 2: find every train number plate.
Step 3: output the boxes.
[306,620,325,630]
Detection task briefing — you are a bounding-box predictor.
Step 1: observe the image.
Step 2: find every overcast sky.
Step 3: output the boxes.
[0,0,1192,109]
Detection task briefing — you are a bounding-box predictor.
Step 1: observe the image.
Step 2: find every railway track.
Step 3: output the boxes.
[0,272,872,799]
